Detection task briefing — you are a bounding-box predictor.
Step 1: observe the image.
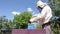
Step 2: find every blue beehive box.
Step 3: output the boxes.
[28,24,35,29]
[28,23,38,30]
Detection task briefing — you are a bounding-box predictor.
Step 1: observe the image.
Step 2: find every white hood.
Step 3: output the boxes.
[37,0,47,8]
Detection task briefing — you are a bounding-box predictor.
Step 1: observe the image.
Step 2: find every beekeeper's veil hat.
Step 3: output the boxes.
[37,0,47,7]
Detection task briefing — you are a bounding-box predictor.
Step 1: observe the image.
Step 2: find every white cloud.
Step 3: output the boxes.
[27,8,33,12]
[12,11,20,15]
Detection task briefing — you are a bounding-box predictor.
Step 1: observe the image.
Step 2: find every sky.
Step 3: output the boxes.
[0,0,48,20]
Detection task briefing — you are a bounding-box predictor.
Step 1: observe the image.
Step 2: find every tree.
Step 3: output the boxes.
[48,0,60,34]
[0,16,8,29]
[4,20,13,28]
[0,16,2,29]
[0,16,13,29]
[13,11,32,29]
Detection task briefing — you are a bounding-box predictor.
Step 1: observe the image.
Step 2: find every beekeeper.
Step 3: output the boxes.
[30,0,52,34]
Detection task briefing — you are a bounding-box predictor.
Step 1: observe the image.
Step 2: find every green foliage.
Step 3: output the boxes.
[49,0,60,34]
[13,11,32,29]
[36,25,42,29]
[4,20,13,28]
[0,16,13,29]
[51,18,60,34]
[55,9,60,16]
[0,23,2,28]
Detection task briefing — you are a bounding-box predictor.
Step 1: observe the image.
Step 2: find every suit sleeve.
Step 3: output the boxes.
[30,8,47,23]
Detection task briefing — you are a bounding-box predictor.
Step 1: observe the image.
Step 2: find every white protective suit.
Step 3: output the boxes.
[30,0,52,24]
